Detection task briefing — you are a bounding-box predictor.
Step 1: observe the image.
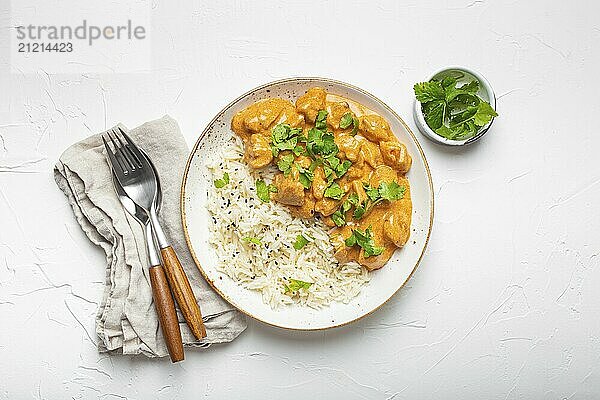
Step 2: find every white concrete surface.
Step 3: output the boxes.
[1,1,599,398]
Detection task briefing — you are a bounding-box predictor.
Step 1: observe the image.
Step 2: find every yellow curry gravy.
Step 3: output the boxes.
[231,87,412,271]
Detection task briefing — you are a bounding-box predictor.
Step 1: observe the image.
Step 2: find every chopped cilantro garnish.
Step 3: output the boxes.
[284,278,313,293]
[342,200,352,213]
[324,182,345,200]
[296,163,314,189]
[271,124,303,157]
[353,204,366,220]
[351,117,359,136]
[256,179,271,203]
[315,110,328,129]
[214,172,229,188]
[344,227,384,258]
[277,153,295,176]
[335,160,352,178]
[242,236,262,245]
[331,210,346,227]
[378,181,406,201]
[339,112,353,129]
[293,234,309,250]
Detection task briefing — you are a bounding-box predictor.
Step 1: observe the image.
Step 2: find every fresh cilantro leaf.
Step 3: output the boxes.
[344,233,357,247]
[351,117,359,136]
[331,210,346,227]
[448,94,479,115]
[315,110,328,129]
[324,182,344,200]
[422,100,445,130]
[243,236,261,245]
[214,172,229,188]
[342,200,352,213]
[363,184,380,202]
[293,234,309,250]
[277,153,294,176]
[325,155,339,169]
[414,81,445,103]
[441,76,456,89]
[378,181,406,201]
[324,166,335,184]
[271,124,303,157]
[445,81,480,103]
[344,227,384,258]
[474,101,498,126]
[268,184,278,193]
[292,145,304,156]
[335,160,352,178]
[435,125,456,139]
[321,133,338,157]
[272,124,289,142]
[353,205,366,219]
[285,278,313,292]
[340,112,353,129]
[256,179,271,203]
[347,193,359,205]
[296,163,314,189]
[461,80,480,94]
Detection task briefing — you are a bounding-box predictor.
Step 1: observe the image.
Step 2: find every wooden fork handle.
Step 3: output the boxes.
[149,265,185,362]
[160,246,207,340]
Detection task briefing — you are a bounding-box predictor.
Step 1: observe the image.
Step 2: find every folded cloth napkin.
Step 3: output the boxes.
[54,115,246,357]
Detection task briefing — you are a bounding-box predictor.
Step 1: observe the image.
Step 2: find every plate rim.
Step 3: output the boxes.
[180,76,435,331]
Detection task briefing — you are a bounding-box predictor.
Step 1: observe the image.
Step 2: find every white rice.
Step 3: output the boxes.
[205,137,369,309]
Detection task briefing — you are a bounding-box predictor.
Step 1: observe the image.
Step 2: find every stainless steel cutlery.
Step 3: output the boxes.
[103,128,206,362]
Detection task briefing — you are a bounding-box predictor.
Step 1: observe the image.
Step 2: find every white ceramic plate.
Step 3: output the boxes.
[181,78,434,330]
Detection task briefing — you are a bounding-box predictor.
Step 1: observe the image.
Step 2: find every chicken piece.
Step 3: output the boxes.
[357,246,396,271]
[315,197,340,216]
[380,141,412,174]
[383,209,411,248]
[358,114,393,143]
[295,87,326,123]
[335,133,361,161]
[287,192,316,219]
[359,139,384,168]
[232,98,303,141]
[369,165,398,187]
[244,134,273,169]
[326,101,352,129]
[331,228,360,265]
[382,178,412,247]
[273,173,305,206]
[312,166,327,200]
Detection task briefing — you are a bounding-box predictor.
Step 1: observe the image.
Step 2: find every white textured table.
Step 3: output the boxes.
[1,1,599,398]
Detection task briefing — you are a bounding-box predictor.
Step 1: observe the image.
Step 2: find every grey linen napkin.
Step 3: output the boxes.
[54,115,246,357]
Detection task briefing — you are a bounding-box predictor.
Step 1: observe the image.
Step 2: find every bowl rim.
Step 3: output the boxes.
[180,76,435,330]
[413,65,497,146]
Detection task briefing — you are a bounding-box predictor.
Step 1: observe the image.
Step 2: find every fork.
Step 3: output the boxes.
[108,165,184,362]
[103,128,207,340]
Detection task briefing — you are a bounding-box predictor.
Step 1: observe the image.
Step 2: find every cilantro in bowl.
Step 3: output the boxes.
[414,73,498,141]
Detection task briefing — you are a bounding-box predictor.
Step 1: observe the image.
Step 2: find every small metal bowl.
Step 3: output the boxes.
[413,66,496,146]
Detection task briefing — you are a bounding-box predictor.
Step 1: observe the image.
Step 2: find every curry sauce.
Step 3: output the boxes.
[231,87,412,270]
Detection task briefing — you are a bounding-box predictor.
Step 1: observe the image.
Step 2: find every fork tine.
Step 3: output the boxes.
[108,130,135,173]
[111,129,138,168]
[118,128,146,167]
[117,127,142,168]
[102,135,127,175]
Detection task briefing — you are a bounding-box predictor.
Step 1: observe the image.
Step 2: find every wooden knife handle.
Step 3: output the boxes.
[149,265,185,362]
[160,246,207,340]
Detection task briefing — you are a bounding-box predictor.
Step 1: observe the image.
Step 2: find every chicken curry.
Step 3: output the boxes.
[231,87,412,270]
